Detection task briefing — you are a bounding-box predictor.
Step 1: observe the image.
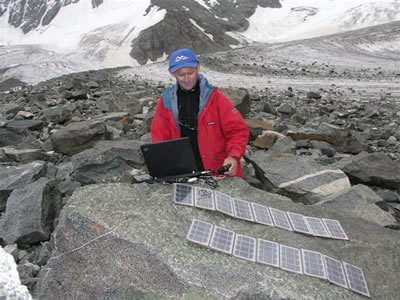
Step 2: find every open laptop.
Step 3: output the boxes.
[140,137,202,182]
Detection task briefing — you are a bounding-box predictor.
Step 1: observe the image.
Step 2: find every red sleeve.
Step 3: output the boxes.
[150,97,174,142]
[215,90,249,158]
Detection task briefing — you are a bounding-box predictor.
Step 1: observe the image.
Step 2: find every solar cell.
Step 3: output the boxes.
[324,255,348,289]
[270,208,293,231]
[215,191,235,217]
[233,234,257,262]
[173,183,194,206]
[194,187,215,210]
[343,262,370,298]
[209,226,235,255]
[287,212,311,235]
[251,203,274,226]
[305,217,331,237]
[257,239,279,267]
[302,249,326,279]
[322,218,349,240]
[280,244,303,274]
[186,219,213,247]
[232,198,254,221]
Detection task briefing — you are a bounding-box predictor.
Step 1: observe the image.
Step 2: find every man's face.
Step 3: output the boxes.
[171,65,199,91]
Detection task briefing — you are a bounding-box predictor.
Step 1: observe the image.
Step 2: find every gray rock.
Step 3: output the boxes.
[35,179,400,299]
[286,122,365,154]
[5,119,45,131]
[2,147,53,164]
[0,128,27,147]
[42,105,72,124]
[0,177,62,245]
[0,161,47,211]
[316,184,397,227]
[71,140,144,185]
[249,152,351,204]
[219,88,250,117]
[50,120,109,155]
[333,152,400,190]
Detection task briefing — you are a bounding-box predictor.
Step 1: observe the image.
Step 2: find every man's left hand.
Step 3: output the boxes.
[222,156,238,176]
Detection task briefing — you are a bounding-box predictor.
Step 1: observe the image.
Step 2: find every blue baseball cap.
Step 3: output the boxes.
[168,48,199,73]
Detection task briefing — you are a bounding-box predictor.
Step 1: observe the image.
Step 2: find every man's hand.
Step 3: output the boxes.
[222,156,238,176]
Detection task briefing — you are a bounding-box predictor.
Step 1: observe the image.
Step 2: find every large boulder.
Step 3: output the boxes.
[71,140,144,185]
[35,178,400,299]
[0,178,62,245]
[219,88,250,117]
[332,152,400,190]
[50,120,110,155]
[316,184,397,227]
[248,152,351,204]
[0,161,47,211]
[286,123,365,154]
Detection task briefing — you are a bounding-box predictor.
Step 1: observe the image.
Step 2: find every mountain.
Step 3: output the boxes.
[0,0,399,86]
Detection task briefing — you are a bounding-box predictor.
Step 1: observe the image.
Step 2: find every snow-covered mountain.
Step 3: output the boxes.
[0,0,399,85]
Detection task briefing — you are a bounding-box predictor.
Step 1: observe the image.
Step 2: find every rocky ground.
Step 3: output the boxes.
[0,23,400,298]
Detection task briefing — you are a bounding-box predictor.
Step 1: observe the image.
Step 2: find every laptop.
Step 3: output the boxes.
[140,137,202,182]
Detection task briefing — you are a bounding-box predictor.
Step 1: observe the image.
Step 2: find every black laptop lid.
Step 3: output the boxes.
[140,137,200,180]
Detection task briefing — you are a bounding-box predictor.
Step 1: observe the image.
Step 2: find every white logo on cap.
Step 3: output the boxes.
[174,55,190,63]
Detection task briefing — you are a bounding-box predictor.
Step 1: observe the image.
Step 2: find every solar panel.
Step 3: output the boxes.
[233,234,257,262]
[301,249,326,280]
[287,212,311,235]
[214,191,235,217]
[251,203,274,226]
[322,218,349,240]
[305,217,330,237]
[270,208,293,231]
[280,244,303,274]
[232,198,254,222]
[209,226,235,255]
[173,183,194,206]
[257,239,279,267]
[194,187,215,210]
[343,262,370,298]
[186,219,213,247]
[324,255,348,289]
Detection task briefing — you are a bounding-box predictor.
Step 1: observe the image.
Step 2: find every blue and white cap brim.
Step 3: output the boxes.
[169,61,198,73]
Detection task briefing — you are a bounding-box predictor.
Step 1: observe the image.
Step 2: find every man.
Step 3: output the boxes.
[150,48,249,177]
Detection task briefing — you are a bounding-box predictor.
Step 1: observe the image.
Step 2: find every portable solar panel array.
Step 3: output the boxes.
[186,219,370,298]
[174,183,370,298]
[173,184,349,240]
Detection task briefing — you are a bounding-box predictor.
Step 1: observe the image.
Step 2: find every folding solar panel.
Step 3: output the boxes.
[305,217,330,237]
[322,218,349,240]
[301,249,326,280]
[251,203,274,226]
[194,186,215,210]
[324,255,348,289]
[343,262,370,298]
[280,244,303,274]
[233,234,257,262]
[287,212,311,235]
[173,183,194,206]
[232,198,254,222]
[270,208,293,231]
[257,239,279,267]
[215,191,235,217]
[209,226,235,255]
[186,219,213,247]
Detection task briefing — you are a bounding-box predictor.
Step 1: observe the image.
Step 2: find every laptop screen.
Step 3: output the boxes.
[140,137,200,180]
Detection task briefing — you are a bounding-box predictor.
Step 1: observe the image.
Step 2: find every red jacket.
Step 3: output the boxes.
[151,74,249,177]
